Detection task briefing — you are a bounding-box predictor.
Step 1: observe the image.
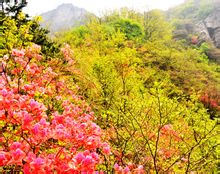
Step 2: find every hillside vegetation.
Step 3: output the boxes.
[0,1,220,173]
[57,8,220,173]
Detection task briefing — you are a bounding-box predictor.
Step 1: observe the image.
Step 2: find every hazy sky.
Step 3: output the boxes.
[24,0,185,16]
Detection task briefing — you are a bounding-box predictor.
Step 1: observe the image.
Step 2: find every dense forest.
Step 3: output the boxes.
[0,0,219,173]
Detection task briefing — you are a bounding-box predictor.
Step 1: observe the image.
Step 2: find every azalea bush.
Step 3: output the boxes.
[200,89,220,120]
[0,45,111,173]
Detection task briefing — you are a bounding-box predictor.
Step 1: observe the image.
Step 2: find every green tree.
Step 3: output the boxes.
[143,10,173,42]
[111,18,143,41]
[0,12,59,58]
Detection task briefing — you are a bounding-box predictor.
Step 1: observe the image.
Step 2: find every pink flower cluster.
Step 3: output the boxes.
[0,46,111,173]
[160,124,181,141]
[114,163,145,174]
[61,44,75,65]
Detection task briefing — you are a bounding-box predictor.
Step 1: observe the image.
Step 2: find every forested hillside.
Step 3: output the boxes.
[0,0,219,173]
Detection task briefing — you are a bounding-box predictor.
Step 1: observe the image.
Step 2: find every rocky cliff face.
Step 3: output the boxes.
[202,7,220,48]
[40,3,89,33]
[171,1,220,48]
[195,5,220,62]
[168,0,220,62]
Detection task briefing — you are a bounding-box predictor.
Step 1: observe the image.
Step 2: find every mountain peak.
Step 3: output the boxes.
[40,3,89,33]
[57,3,73,7]
[56,3,80,10]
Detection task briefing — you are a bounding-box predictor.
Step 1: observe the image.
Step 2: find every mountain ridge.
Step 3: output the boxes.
[40,3,89,33]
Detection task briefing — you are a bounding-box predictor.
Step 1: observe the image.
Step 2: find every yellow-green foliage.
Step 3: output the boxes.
[0,13,33,56]
[57,8,220,173]
[0,12,59,58]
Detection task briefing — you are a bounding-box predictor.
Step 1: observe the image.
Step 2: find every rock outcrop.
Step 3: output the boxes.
[169,0,220,62]
[195,5,220,62]
[194,5,220,48]
[169,0,220,47]
[203,7,220,48]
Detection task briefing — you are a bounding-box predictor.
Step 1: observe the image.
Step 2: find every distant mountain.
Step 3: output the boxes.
[40,3,90,33]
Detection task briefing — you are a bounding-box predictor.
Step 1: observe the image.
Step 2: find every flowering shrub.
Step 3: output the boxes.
[0,45,110,173]
[114,163,145,174]
[200,90,220,119]
[200,94,218,109]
